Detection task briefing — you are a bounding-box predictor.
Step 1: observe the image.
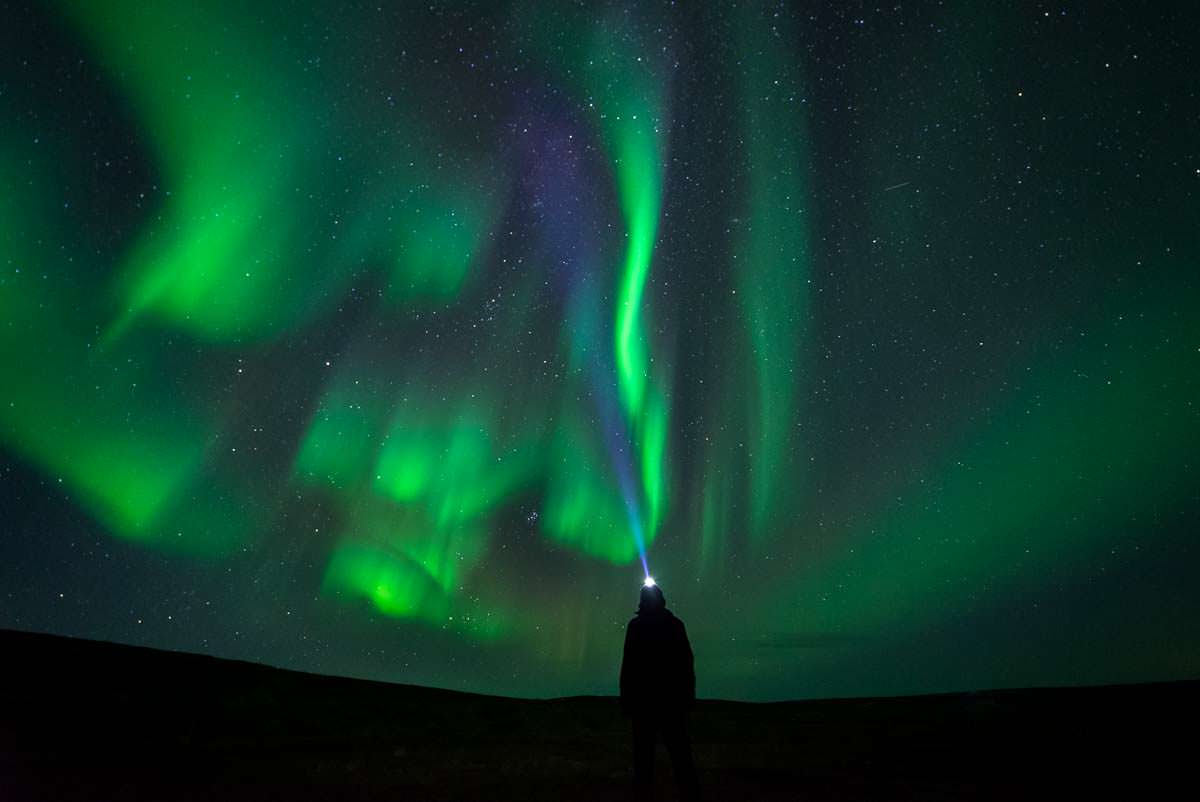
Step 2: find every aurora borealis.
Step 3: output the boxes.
[2,1,1197,701]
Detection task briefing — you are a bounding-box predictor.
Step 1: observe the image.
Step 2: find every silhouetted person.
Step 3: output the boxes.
[620,583,700,801]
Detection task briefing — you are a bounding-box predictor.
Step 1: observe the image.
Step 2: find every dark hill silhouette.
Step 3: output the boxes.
[1,629,1194,801]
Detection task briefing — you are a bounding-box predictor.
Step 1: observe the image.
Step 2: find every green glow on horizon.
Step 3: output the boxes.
[781,283,1200,635]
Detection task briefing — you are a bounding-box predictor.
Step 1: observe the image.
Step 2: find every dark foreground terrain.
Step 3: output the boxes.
[2,630,1194,801]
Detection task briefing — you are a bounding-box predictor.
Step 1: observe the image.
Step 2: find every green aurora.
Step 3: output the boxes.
[1,1,1197,700]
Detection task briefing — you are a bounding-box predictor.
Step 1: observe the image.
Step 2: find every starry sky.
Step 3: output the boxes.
[2,1,1198,701]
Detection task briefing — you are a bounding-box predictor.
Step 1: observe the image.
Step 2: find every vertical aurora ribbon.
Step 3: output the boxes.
[736,13,812,546]
[511,4,674,566]
[581,15,673,554]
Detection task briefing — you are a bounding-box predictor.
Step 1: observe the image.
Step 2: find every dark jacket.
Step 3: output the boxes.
[619,607,695,716]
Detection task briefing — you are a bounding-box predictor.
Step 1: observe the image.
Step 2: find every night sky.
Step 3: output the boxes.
[2,1,1198,701]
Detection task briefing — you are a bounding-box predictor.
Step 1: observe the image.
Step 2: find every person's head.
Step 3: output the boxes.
[638,583,666,613]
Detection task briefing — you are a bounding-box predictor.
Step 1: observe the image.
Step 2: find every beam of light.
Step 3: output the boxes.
[522,101,659,574]
[583,284,652,574]
[526,137,647,564]
[542,405,646,564]
[512,2,673,569]
[616,459,652,578]
[590,370,651,572]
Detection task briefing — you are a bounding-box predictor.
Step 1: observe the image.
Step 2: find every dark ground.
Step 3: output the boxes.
[1,630,1194,801]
